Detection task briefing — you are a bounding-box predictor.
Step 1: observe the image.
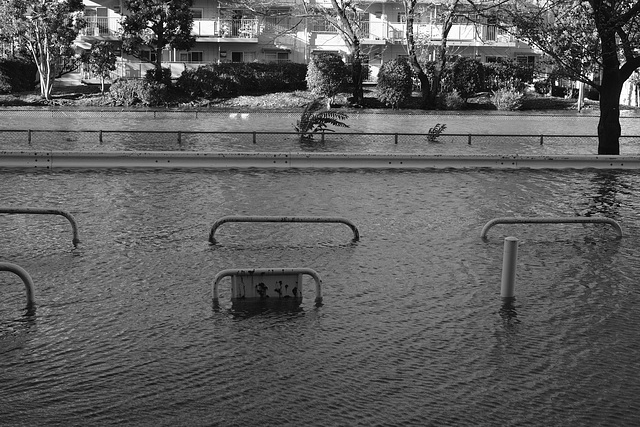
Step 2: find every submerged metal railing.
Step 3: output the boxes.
[3,129,635,148]
[213,267,323,304]
[0,262,36,311]
[481,216,623,239]
[209,215,360,244]
[0,207,80,246]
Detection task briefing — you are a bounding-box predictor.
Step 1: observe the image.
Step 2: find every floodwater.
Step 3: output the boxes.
[2,110,640,155]
[1,168,640,426]
[2,108,640,134]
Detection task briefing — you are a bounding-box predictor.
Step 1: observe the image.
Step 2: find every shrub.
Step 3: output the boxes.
[294,98,349,141]
[376,58,412,109]
[306,53,347,100]
[427,124,447,142]
[450,57,485,100]
[484,60,533,92]
[175,62,307,100]
[109,79,168,107]
[145,67,172,87]
[440,90,465,110]
[492,88,524,111]
[175,65,239,98]
[0,73,11,94]
[0,59,37,93]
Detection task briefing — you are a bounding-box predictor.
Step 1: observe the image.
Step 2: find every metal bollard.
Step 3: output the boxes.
[501,236,519,299]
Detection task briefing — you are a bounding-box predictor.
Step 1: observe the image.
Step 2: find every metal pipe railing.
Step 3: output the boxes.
[0,262,35,312]
[0,207,80,246]
[481,216,623,239]
[209,215,360,244]
[213,267,323,304]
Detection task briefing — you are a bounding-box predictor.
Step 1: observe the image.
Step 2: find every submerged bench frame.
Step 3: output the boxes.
[209,215,360,244]
[0,207,80,246]
[213,268,323,304]
[481,216,623,239]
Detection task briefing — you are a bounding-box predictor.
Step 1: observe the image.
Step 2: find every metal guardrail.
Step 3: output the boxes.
[209,215,360,244]
[0,129,622,146]
[0,262,36,312]
[480,216,623,239]
[0,207,80,246]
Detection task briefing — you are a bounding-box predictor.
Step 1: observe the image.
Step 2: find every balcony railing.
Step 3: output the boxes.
[361,21,516,44]
[80,16,121,37]
[192,18,259,38]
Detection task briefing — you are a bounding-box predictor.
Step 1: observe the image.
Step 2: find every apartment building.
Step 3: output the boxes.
[79,0,539,82]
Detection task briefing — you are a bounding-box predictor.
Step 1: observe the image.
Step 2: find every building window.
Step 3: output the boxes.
[264,51,290,63]
[313,18,337,32]
[231,51,244,63]
[179,51,203,62]
[139,50,157,62]
[191,8,203,19]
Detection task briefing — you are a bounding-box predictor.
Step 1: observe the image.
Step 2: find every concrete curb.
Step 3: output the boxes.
[1,150,639,170]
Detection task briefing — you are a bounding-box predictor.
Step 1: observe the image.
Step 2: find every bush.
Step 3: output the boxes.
[175,62,307,99]
[440,90,465,110]
[306,53,347,100]
[0,59,37,93]
[492,88,524,111]
[376,58,412,109]
[484,60,533,92]
[145,67,172,86]
[109,79,168,107]
[450,57,485,100]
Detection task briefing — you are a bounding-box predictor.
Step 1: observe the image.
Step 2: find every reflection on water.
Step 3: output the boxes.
[1,168,640,425]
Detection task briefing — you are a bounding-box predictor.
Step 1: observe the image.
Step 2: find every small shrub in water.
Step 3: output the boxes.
[294,98,349,141]
[428,124,447,142]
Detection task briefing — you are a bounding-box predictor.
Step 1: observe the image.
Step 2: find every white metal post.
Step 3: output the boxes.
[501,236,519,299]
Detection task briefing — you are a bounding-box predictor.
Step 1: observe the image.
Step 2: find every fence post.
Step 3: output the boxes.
[177,132,182,145]
[501,237,519,299]
[253,132,257,144]
[540,135,544,145]
[394,134,398,144]
[99,130,103,143]
[468,134,472,145]
[28,130,32,144]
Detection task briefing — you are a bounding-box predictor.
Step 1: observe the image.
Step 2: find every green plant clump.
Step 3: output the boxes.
[492,88,524,111]
[376,58,412,109]
[306,53,348,101]
[109,79,167,107]
[294,98,349,141]
[427,124,447,142]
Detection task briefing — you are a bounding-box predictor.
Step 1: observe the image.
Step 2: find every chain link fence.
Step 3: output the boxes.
[1,129,638,155]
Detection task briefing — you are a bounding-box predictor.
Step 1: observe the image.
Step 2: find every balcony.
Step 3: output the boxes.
[80,16,122,39]
[192,18,260,41]
[359,21,517,45]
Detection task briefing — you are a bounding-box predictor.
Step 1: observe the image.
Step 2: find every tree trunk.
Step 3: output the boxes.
[597,85,622,155]
[350,49,364,105]
[597,64,622,155]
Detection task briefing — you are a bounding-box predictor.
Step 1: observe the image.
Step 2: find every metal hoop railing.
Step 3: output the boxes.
[213,267,322,304]
[0,207,80,246]
[481,216,623,239]
[209,215,360,244]
[0,262,35,311]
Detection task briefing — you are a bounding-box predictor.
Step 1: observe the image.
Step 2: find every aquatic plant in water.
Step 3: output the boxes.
[428,123,447,142]
[294,98,349,141]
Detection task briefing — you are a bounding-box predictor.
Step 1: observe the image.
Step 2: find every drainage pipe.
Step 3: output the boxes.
[209,215,360,244]
[0,262,35,311]
[481,216,622,239]
[213,267,323,304]
[0,207,80,246]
